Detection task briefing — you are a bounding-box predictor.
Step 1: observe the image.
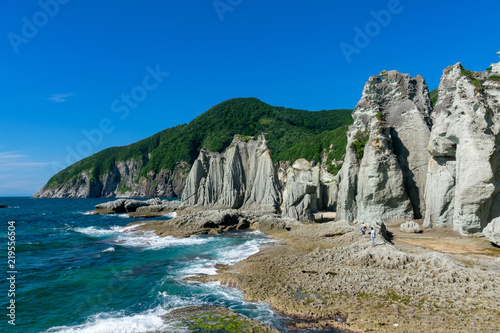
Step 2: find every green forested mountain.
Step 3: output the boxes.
[46,98,352,188]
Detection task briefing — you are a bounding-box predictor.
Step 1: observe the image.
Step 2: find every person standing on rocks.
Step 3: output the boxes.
[370,227,376,247]
[361,224,366,235]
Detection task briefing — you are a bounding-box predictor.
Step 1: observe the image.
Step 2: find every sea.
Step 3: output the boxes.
[0,198,339,333]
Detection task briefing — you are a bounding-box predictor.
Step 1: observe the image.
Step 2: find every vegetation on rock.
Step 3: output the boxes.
[351,130,370,160]
[429,88,439,107]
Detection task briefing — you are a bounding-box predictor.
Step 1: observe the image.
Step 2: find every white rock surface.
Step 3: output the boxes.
[337,70,432,221]
[482,217,500,246]
[400,221,423,233]
[181,134,281,212]
[424,55,500,234]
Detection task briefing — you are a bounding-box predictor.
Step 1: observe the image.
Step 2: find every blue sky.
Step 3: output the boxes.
[0,0,499,196]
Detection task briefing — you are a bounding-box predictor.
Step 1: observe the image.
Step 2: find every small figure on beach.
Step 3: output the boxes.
[370,227,376,246]
[361,224,366,235]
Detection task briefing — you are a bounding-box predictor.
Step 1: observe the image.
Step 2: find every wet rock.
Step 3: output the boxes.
[132,209,256,237]
[162,305,280,333]
[0,204,7,208]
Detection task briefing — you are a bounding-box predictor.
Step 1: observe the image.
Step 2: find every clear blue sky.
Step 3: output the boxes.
[1,0,499,196]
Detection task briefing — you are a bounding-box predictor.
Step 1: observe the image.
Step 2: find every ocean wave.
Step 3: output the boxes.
[114,233,213,250]
[73,226,118,238]
[164,211,177,218]
[73,224,212,250]
[180,236,270,277]
[45,307,183,333]
[101,247,115,253]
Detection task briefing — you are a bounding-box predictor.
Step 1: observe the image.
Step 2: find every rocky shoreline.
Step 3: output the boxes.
[114,204,500,332]
[209,223,499,332]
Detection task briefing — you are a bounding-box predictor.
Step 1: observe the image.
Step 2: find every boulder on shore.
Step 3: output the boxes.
[400,221,423,233]
[483,217,500,246]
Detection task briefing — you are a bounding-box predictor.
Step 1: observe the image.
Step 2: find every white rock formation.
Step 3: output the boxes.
[336,70,432,222]
[482,217,500,246]
[400,221,423,233]
[280,159,318,222]
[424,54,500,234]
[181,134,281,212]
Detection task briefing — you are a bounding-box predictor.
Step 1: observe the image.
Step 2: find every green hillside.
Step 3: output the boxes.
[46,98,352,188]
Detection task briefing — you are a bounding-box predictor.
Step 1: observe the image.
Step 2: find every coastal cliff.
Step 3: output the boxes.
[33,159,188,198]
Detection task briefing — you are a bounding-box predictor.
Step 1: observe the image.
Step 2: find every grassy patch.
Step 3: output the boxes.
[487,74,500,81]
[429,88,439,107]
[351,130,370,160]
[461,68,482,89]
[120,186,132,194]
[177,312,261,333]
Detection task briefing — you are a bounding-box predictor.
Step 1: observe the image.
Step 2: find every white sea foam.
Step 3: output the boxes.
[45,307,182,333]
[101,247,115,253]
[80,211,94,215]
[114,233,213,250]
[180,236,270,277]
[164,211,177,218]
[74,226,117,237]
[74,224,212,250]
[217,239,264,265]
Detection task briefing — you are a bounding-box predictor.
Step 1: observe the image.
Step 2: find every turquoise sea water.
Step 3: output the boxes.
[0,198,339,333]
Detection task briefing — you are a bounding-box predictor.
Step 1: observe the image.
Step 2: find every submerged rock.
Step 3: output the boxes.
[0,204,7,208]
[162,305,280,333]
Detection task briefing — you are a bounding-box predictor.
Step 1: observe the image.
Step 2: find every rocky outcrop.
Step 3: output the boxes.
[280,159,339,222]
[281,159,317,221]
[424,54,500,234]
[180,134,281,212]
[94,198,180,214]
[336,70,432,222]
[33,159,189,198]
[0,204,7,208]
[400,220,423,233]
[483,217,500,246]
[133,209,253,237]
